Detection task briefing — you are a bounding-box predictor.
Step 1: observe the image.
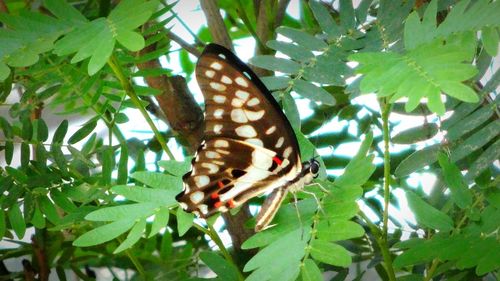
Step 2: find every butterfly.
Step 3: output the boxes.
[176,43,319,231]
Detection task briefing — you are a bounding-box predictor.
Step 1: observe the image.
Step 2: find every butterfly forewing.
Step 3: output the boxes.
[177,44,308,227]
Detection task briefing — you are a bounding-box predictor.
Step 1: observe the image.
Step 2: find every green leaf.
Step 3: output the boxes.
[446,106,494,141]
[406,190,453,231]
[52,120,68,143]
[149,206,169,238]
[293,80,336,105]
[51,190,77,213]
[0,209,5,238]
[482,27,499,56]
[68,120,97,144]
[245,228,308,281]
[130,171,181,190]
[20,142,30,168]
[301,258,323,281]
[117,144,129,185]
[266,40,314,62]
[160,231,173,259]
[116,30,145,52]
[33,119,49,142]
[277,27,328,51]
[4,141,13,165]
[437,153,472,209]
[317,220,365,241]
[466,138,500,181]
[395,144,440,177]
[8,204,25,239]
[157,160,190,177]
[282,92,301,129]
[450,120,500,162]
[310,239,352,267]
[100,146,114,186]
[392,124,438,144]
[339,0,355,30]
[250,56,301,74]
[176,207,193,237]
[73,218,135,247]
[114,217,146,253]
[85,202,160,222]
[261,76,291,91]
[200,251,240,281]
[5,166,28,183]
[309,0,341,38]
[112,185,178,206]
[39,196,61,224]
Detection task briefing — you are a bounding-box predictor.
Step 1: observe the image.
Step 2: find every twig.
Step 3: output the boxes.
[0,0,8,13]
[200,0,233,50]
[167,30,202,57]
[275,0,291,28]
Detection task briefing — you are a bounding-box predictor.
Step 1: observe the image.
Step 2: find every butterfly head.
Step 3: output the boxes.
[309,159,320,179]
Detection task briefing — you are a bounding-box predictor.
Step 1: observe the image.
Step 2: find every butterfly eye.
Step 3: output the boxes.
[310,160,320,178]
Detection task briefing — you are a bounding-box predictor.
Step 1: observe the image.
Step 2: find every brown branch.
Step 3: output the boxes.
[0,0,8,13]
[200,0,233,50]
[136,42,204,152]
[275,0,291,28]
[32,236,50,281]
[22,260,36,281]
[167,30,202,57]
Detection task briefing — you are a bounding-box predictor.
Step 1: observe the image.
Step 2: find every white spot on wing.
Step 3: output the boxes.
[199,204,209,215]
[206,151,221,159]
[231,98,245,107]
[210,82,226,91]
[275,137,284,148]
[214,109,224,119]
[251,149,273,169]
[235,90,249,101]
[213,160,225,165]
[245,110,265,121]
[246,138,263,147]
[194,175,210,187]
[216,149,230,155]
[213,95,226,104]
[205,70,215,78]
[213,124,223,134]
[247,97,260,106]
[283,146,293,158]
[190,191,204,203]
[210,62,222,70]
[266,126,276,135]
[201,162,219,174]
[221,75,232,84]
[179,202,188,209]
[235,125,257,138]
[235,77,248,87]
[231,109,248,123]
[214,140,229,147]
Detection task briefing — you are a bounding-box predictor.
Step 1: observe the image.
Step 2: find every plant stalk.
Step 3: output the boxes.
[107,55,175,160]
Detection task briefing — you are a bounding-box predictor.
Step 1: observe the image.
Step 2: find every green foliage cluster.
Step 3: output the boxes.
[0,0,499,280]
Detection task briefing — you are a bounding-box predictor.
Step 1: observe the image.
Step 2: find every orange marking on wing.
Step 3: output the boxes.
[228,199,235,208]
[214,201,223,208]
[273,156,283,165]
[217,181,224,188]
[211,192,219,199]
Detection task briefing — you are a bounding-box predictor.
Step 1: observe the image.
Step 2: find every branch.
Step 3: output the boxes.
[167,30,202,57]
[32,236,50,281]
[136,41,205,152]
[200,0,233,50]
[275,0,291,28]
[0,0,8,13]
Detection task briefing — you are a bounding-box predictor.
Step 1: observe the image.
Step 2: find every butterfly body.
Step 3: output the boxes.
[176,44,319,231]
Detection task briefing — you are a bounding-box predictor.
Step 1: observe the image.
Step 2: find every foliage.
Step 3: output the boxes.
[0,0,499,280]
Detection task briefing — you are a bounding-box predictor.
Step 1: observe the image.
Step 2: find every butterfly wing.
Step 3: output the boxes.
[176,44,303,220]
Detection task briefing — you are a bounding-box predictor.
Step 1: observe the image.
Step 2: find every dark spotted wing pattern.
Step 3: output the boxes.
[176,44,318,231]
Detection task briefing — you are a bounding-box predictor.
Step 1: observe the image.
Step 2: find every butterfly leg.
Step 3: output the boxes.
[300,189,327,218]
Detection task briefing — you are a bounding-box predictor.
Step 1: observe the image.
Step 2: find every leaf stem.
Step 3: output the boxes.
[381,100,392,238]
[125,248,146,279]
[202,222,245,280]
[107,55,175,160]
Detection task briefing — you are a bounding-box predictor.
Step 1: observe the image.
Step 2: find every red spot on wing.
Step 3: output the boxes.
[228,199,235,208]
[211,192,219,199]
[217,181,224,188]
[273,156,283,166]
[214,201,223,208]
